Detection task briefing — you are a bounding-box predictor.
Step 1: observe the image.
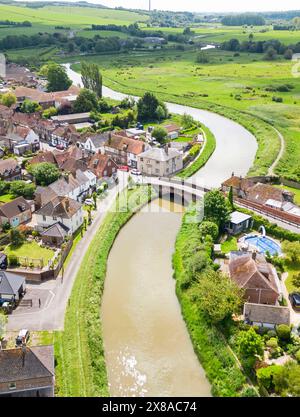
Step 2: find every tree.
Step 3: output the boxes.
[265,46,277,61]
[92,191,97,209]
[0,311,7,341]
[1,92,16,107]
[152,126,168,143]
[42,106,58,119]
[73,88,98,113]
[0,180,10,196]
[204,190,230,228]
[273,361,300,396]
[137,92,167,122]
[228,186,234,209]
[196,51,209,63]
[44,62,72,92]
[181,113,194,129]
[284,48,294,60]
[276,324,291,341]
[20,99,41,114]
[199,221,219,241]
[282,240,300,263]
[9,228,25,247]
[81,62,102,98]
[29,162,60,186]
[192,270,244,323]
[237,328,264,357]
[10,181,35,199]
[292,273,300,289]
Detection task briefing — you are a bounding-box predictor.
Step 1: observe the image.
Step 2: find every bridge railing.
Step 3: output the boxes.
[158,177,211,193]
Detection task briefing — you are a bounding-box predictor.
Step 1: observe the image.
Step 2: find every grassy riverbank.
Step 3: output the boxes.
[54,185,153,397]
[172,211,247,397]
[177,125,216,179]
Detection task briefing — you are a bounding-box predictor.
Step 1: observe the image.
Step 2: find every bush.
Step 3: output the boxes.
[267,330,277,339]
[199,221,219,242]
[295,349,300,363]
[267,337,279,349]
[276,324,291,341]
[256,365,282,391]
[8,253,19,267]
[239,385,259,397]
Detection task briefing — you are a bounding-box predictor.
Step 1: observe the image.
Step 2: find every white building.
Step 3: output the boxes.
[137,146,183,176]
[35,196,83,234]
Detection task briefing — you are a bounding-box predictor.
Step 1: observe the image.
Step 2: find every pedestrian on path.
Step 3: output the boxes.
[39,298,41,308]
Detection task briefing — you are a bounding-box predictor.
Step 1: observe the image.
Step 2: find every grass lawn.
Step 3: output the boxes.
[4,241,54,263]
[0,194,15,204]
[284,260,300,294]
[221,236,238,254]
[274,185,300,206]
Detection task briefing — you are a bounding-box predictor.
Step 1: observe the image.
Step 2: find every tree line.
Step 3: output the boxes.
[0,20,32,27]
[221,13,266,26]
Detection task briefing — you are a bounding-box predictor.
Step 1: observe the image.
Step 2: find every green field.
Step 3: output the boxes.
[66,45,300,181]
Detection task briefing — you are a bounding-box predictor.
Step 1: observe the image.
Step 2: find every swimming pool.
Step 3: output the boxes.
[244,235,282,256]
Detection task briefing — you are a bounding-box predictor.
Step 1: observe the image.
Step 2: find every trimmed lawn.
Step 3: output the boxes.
[0,194,15,204]
[221,236,238,254]
[4,241,54,263]
[284,261,300,294]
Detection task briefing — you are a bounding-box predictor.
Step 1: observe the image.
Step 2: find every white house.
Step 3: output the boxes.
[35,196,83,234]
[82,133,108,154]
[48,170,96,203]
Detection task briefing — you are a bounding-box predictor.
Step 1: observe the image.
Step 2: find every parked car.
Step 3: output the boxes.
[84,198,94,206]
[289,293,300,310]
[131,169,142,176]
[15,329,30,346]
[118,165,129,172]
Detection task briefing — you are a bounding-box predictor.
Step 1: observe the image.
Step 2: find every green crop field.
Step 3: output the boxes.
[0,4,149,38]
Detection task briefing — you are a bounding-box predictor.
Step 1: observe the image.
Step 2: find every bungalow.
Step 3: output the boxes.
[51,113,90,125]
[104,134,147,168]
[229,252,281,305]
[225,211,253,235]
[88,153,118,179]
[245,183,294,206]
[221,175,256,197]
[243,303,290,329]
[0,197,32,227]
[0,271,26,303]
[137,146,183,177]
[35,196,83,234]
[29,151,58,167]
[0,159,21,181]
[0,345,55,397]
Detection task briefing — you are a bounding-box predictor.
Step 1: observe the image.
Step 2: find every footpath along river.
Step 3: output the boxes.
[64,63,257,396]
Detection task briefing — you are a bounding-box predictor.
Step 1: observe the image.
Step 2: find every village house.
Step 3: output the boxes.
[88,153,118,179]
[137,146,183,176]
[228,251,281,305]
[8,125,40,155]
[0,197,32,227]
[50,125,79,149]
[29,151,58,166]
[243,303,290,329]
[0,271,26,304]
[0,345,55,397]
[35,196,83,234]
[3,64,38,88]
[162,123,181,140]
[80,132,109,154]
[104,133,147,168]
[0,158,21,181]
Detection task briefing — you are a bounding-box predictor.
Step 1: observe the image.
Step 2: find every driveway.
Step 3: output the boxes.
[7,172,128,331]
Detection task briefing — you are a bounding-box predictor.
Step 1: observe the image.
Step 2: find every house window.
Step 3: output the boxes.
[108,162,111,166]
[53,216,57,221]
[140,158,143,162]
[155,169,159,174]
[104,170,107,176]
[43,215,46,221]
[9,382,16,390]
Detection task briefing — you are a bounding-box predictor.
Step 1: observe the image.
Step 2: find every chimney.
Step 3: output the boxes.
[164,144,169,155]
[65,199,70,212]
[252,251,257,261]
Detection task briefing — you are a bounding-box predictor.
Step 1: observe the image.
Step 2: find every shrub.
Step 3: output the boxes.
[9,229,25,247]
[295,349,300,363]
[256,365,282,391]
[267,337,279,349]
[199,220,219,242]
[267,330,277,339]
[239,385,259,397]
[276,324,291,341]
[8,253,19,267]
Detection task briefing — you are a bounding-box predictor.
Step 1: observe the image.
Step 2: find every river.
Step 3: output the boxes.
[101,199,211,397]
[63,62,257,396]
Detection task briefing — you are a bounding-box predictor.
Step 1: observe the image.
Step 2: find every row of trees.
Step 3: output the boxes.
[221,13,266,26]
[221,37,300,59]
[0,20,32,27]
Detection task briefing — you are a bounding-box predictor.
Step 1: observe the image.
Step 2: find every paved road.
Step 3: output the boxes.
[7,172,128,331]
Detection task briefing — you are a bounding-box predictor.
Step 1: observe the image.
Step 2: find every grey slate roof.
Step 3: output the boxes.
[86,133,109,148]
[36,196,81,219]
[244,303,290,326]
[41,222,70,238]
[139,147,181,162]
[0,345,54,384]
[0,197,30,220]
[0,271,25,296]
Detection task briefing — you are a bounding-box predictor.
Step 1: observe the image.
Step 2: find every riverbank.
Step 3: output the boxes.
[172,211,248,397]
[54,185,153,397]
[177,125,216,179]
